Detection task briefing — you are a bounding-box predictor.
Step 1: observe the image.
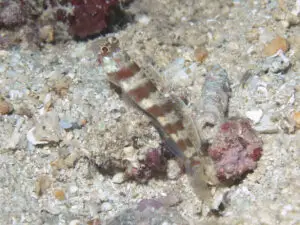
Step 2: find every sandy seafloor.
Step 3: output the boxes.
[0,0,300,224]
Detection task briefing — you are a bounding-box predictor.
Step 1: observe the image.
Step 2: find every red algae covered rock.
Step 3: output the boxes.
[69,0,119,38]
[0,0,126,47]
[208,118,263,182]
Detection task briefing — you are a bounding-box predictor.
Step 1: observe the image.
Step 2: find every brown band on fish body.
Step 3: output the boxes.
[116,63,141,81]
[163,120,185,134]
[146,101,175,117]
[176,139,189,151]
[179,140,197,158]
[127,81,157,102]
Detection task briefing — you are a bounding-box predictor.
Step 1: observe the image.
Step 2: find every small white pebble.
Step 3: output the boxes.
[68,73,76,79]
[98,189,108,202]
[123,146,138,163]
[291,0,300,16]
[137,14,151,25]
[0,50,9,57]
[167,160,181,180]
[101,202,113,212]
[211,188,229,210]
[0,65,6,73]
[69,220,81,225]
[281,204,293,216]
[69,185,78,194]
[281,20,290,28]
[161,222,171,225]
[112,172,126,184]
[8,90,24,100]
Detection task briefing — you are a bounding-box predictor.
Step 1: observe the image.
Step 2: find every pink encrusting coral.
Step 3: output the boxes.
[208,118,263,182]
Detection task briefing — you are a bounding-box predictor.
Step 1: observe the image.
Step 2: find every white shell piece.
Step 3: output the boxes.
[27,127,49,145]
[246,109,263,124]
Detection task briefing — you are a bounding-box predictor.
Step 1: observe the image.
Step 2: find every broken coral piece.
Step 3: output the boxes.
[27,112,63,146]
[263,36,289,56]
[293,112,300,129]
[196,65,231,144]
[0,97,13,115]
[194,46,208,63]
[53,189,65,201]
[35,175,52,196]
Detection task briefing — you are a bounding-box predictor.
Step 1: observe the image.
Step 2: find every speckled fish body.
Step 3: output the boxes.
[99,38,196,160]
[99,38,218,201]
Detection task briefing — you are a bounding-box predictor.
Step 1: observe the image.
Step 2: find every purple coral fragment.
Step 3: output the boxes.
[208,118,263,182]
[145,147,167,171]
[126,146,168,183]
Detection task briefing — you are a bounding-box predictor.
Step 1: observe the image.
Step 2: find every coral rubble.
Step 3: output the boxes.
[208,118,263,182]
